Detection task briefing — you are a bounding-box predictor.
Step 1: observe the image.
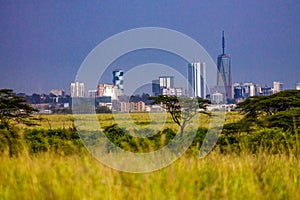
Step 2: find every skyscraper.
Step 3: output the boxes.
[70,81,85,97]
[112,69,124,95]
[273,81,283,93]
[152,79,160,96]
[188,62,206,98]
[217,31,232,99]
[159,76,174,89]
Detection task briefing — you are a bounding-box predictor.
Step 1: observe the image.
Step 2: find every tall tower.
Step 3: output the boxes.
[217,31,232,99]
[112,69,124,95]
[188,62,206,98]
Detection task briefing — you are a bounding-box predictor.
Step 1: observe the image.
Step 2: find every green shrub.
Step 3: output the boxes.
[0,128,23,157]
[24,128,83,155]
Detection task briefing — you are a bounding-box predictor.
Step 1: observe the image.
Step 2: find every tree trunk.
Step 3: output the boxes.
[180,121,186,137]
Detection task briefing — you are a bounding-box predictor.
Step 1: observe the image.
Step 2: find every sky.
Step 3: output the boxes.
[0,0,299,94]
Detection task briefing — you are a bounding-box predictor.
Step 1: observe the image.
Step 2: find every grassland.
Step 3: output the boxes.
[1,150,299,199]
[36,111,242,130]
[1,112,299,199]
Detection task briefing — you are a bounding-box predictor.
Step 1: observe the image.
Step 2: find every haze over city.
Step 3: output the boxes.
[0,1,299,94]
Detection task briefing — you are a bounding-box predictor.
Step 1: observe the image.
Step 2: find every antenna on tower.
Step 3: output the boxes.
[193,51,195,63]
[222,31,225,55]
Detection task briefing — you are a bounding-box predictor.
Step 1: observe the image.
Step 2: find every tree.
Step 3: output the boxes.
[150,95,210,136]
[237,90,300,119]
[262,108,300,131]
[235,90,300,132]
[0,89,38,130]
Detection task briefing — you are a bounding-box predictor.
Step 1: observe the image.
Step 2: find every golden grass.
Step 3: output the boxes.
[34,111,241,131]
[0,151,299,199]
[3,112,298,199]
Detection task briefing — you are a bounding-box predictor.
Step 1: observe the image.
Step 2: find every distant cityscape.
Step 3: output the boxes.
[14,32,300,114]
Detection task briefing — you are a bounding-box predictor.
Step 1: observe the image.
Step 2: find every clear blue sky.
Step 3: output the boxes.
[0,0,299,94]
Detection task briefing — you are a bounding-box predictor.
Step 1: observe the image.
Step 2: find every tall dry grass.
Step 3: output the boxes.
[0,150,299,200]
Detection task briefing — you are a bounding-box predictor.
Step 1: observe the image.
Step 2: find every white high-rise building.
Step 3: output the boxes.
[273,81,283,93]
[188,62,206,98]
[296,83,300,90]
[159,76,174,89]
[70,81,85,97]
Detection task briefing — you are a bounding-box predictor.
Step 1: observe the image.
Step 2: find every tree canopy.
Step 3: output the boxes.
[150,95,210,136]
[0,89,38,130]
[234,90,300,132]
[237,90,300,119]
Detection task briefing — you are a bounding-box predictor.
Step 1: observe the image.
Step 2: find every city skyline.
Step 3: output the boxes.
[0,1,299,94]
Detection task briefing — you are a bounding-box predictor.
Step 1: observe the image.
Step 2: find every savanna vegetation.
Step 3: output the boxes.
[1,89,300,199]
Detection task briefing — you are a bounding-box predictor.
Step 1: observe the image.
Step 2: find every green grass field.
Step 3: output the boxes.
[36,111,242,130]
[1,112,299,199]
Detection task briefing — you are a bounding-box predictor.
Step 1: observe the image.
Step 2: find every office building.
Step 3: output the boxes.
[296,83,300,90]
[211,92,224,104]
[162,87,183,97]
[261,86,272,96]
[188,62,206,98]
[112,69,124,95]
[233,82,262,102]
[88,89,97,98]
[50,89,65,97]
[217,31,232,99]
[70,81,85,97]
[152,79,160,96]
[273,81,283,93]
[117,101,146,112]
[97,84,119,100]
[159,76,174,89]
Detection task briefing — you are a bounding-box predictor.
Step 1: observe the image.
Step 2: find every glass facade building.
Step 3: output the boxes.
[188,62,206,98]
[217,31,232,99]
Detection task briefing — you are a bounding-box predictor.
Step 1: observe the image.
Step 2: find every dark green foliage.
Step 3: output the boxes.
[24,129,48,153]
[222,119,252,135]
[195,127,208,145]
[104,124,129,152]
[0,89,39,156]
[224,90,300,135]
[96,106,112,113]
[244,128,297,154]
[161,128,176,144]
[0,128,23,157]
[24,128,83,155]
[217,134,242,153]
[103,124,178,153]
[262,108,300,131]
[0,89,38,130]
[237,90,300,119]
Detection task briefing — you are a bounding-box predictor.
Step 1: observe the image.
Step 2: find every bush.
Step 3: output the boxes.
[244,128,296,154]
[103,124,179,153]
[0,128,23,157]
[24,128,83,155]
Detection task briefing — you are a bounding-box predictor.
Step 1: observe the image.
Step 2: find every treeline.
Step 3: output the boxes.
[1,124,300,157]
[1,89,300,157]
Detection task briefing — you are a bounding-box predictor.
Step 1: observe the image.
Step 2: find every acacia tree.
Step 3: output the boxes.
[0,89,38,130]
[237,90,300,119]
[150,95,210,136]
[0,89,39,156]
[234,90,300,132]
